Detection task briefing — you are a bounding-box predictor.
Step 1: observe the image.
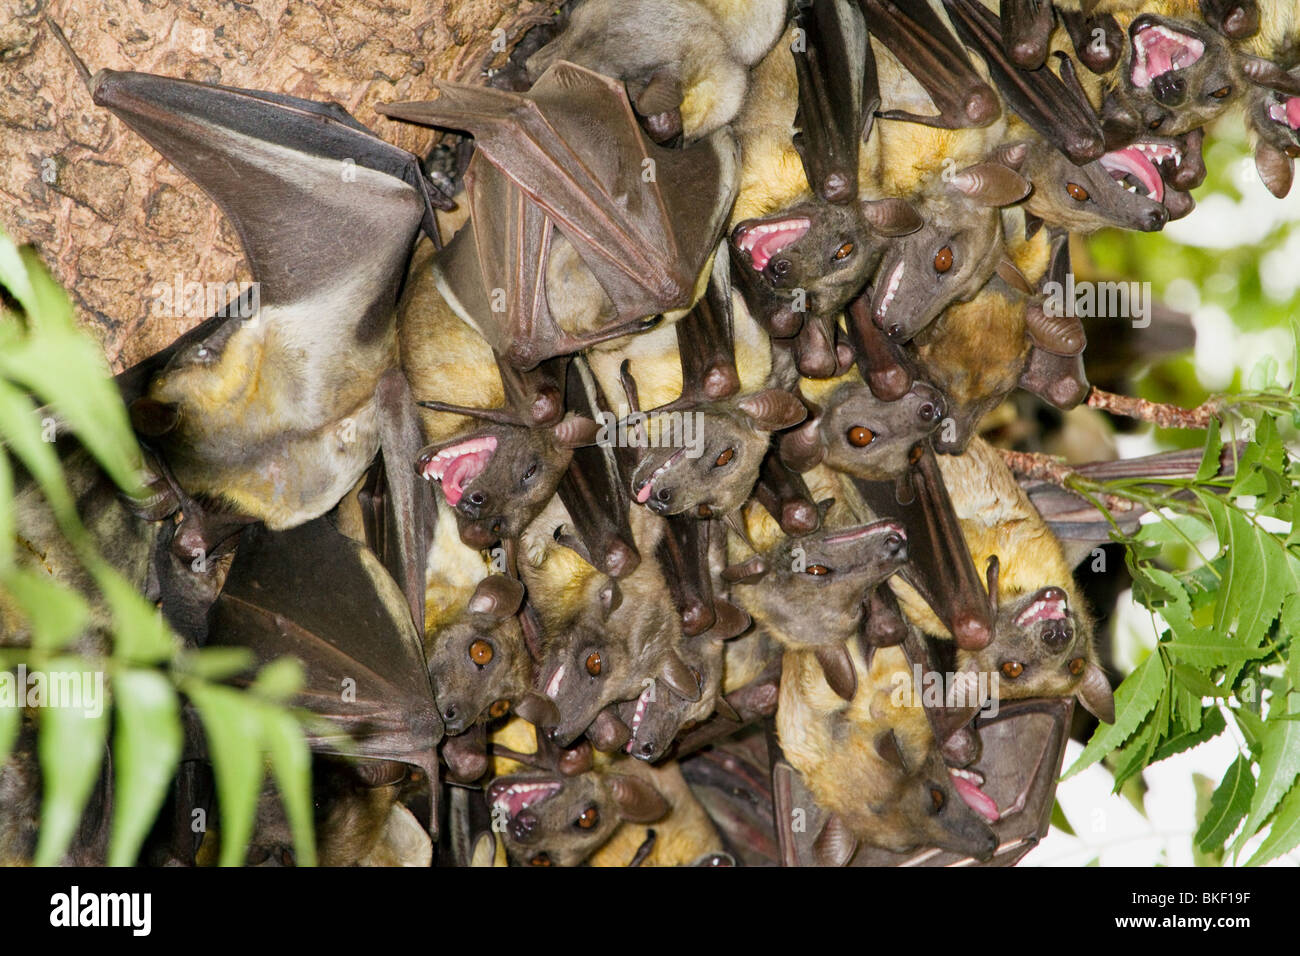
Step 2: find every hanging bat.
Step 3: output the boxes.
[50,23,447,553]
[206,517,444,837]
[380,62,740,373]
[1245,63,1300,198]
[999,0,1057,70]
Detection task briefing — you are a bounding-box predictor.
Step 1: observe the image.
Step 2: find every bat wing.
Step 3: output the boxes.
[207,518,443,832]
[852,448,994,651]
[942,0,1106,164]
[92,70,443,329]
[794,0,875,202]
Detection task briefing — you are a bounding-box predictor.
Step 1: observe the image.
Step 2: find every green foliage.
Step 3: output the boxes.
[0,228,316,866]
[1061,374,1300,865]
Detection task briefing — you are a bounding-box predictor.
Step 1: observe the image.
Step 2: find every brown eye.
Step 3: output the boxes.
[1210,86,1231,99]
[1001,661,1024,679]
[1066,182,1089,202]
[1068,657,1086,676]
[530,853,553,867]
[489,699,510,718]
[469,640,494,665]
[929,787,945,812]
[585,652,602,676]
[832,241,854,261]
[805,565,831,576]
[576,806,599,829]
[934,246,953,273]
[714,448,734,467]
[847,426,875,447]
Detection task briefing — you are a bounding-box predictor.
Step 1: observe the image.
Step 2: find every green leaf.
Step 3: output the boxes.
[1165,632,1273,668]
[261,708,316,867]
[0,451,13,573]
[1,567,90,651]
[0,688,17,768]
[1065,652,1166,779]
[1235,695,1300,850]
[0,228,38,317]
[1050,799,1076,836]
[0,379,79,536]
[1151,706,1226,765]
[1196,417,1223,481]
[175,647,256,682]
[249,658,304,704]
[33,658,109,865]
[93,563,173,665]
[1245,779,1300,866]
[186,681,265,867]
[109,669,182,866]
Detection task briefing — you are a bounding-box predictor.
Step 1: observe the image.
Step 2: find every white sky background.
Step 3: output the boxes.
[1025,157,1300,867]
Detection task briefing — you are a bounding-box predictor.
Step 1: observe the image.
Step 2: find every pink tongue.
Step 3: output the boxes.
[635,479,653,504]
[1287,97,1300,130]
[441,452,483,506]
[1145,39,1175,79]
[1102,148,1164,202]
[952,774,1000,823]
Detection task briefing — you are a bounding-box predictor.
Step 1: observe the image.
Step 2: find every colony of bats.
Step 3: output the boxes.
[2,0,1292,866]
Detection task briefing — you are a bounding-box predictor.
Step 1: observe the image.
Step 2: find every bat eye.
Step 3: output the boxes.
[934,246,953,273]
[832,241,854,261]
[847,425,875,447]
[530,853,553,867]
[576,806,600,829]
[805,564,831,576]
[929,787,945,812]
[1001,661,1024,679]
[1068,657,1086,676]
[523,462,538,482]
[1210,86,1232,99]
[489,699,511,718]
[469,640,494,666]
[585,652,602,676]
[714,448,735,467]
[1066,182,1089,202]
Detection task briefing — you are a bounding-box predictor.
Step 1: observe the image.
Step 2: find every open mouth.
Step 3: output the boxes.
[874,259,905,322]
[819,520,905,548]
[624,683,656,753]
[1130,21,1204,90]
[487,778,561,821]
[950,767,999,823]
[418,436,497,507]
[1268,95,1300,131]
[1099,143,1174,202]
[633,447,685,504]
[1014,587,1069,627]
[732,217,810,273]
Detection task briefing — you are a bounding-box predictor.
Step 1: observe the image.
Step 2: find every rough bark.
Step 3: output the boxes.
[0,0,547,370]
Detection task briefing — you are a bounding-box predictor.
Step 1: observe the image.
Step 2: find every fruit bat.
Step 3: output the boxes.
[943,0,1107,164]
[1246,63,1300,198]
[206,517,443,835]
[62,37,447,544]
[858,0,1001,129]
[380,62,740,373]
[999,0,1056,70]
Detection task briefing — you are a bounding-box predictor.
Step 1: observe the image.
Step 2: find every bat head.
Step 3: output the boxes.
[780,381,945,478]
[730,197,922,323]
[427,576,530,736]
[1245,65,1300,198]
[955,564,1115,723]
[888,746,999,860]
[629,390,806,518]
[725,520,907,649]
[1014,138,1169,234]
[488,768,670,867]
[418,416,597,547]
[869,164,1026,343]
[1101,15,1241,146]
[618,635,723,763]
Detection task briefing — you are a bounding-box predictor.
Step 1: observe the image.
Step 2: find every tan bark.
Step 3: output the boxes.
[0,0,547,370]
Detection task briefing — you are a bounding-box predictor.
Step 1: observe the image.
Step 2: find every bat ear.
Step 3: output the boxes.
[513,691,560,729]
[713,695,741,722]
[586,708,631,753]
[552,415,600,449]
[707,599,752,641]
[606,774,670,824]
[599,581,622,620]
[779,417,825,472]
[812,814,858,867]
[1076,662,1115,723]
[721,555,768,584]
[658,650,702,702]
[467,575,525,620]
[950,162,1032,207]
[557,738,595,776]
[995,140,1031,170]
[861,197,923,237]
[736,389,808,431]
[874,729,909,771]
[1241,56,1300,96]
[130,398,180,437]
[814,644,857,702]
[1255,142,1295,199]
